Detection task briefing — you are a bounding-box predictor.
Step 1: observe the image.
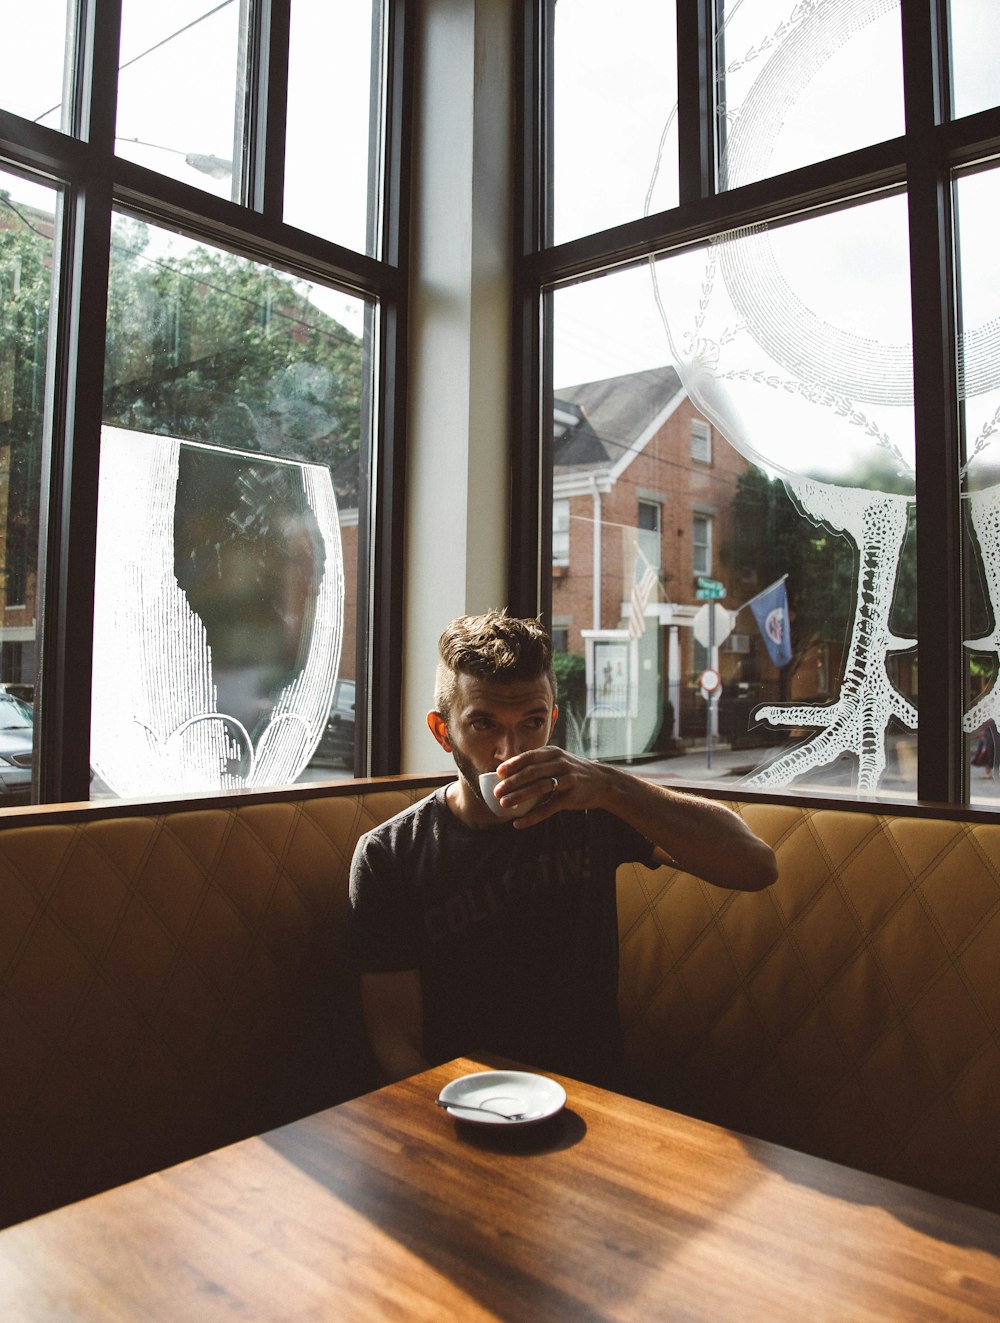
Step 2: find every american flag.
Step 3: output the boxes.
[628,560,659,641]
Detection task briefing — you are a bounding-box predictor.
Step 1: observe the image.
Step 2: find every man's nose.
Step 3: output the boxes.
[494,729,523,760]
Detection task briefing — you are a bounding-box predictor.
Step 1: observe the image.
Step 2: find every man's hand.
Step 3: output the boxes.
[494,746,778,893]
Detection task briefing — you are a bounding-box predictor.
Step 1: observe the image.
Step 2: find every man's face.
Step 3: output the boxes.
[435,672,557,801]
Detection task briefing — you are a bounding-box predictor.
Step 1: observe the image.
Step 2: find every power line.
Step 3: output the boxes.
[33,1,237,125]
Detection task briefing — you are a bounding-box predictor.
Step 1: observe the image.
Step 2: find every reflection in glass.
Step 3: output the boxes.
[552,0,677,245]
[101,217,369,796]
[0,170,57,803]
[550,190,921,799]
[115,1,244,200]
[285,0,383,256]
[956,166,1000,808]
[950,0,1000,120]
[715,0,903,192]
[0,0,75,131]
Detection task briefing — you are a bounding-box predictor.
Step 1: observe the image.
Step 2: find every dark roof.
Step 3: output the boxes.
[554,365,683,468]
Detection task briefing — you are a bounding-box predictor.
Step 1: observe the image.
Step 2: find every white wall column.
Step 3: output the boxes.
[401,0,514,770]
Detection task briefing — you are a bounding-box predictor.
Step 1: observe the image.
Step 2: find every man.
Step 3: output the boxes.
[346,610,777,1087]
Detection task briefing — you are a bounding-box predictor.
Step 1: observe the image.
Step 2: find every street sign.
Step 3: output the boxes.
[692,602,733,649]
[695,585,726,600]
[697,577,725,593]
[699,668,721,694]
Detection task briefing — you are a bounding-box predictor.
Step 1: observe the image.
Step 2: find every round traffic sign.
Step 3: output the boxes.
[699,668,721,694]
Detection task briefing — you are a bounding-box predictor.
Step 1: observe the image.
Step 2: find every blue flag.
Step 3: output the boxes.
[750,578,792,669]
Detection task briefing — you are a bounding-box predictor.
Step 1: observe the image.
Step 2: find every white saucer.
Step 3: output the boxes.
[437,1069,567,1126]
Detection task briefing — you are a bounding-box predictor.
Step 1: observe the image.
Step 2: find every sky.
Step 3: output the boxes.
[2,0,998,393]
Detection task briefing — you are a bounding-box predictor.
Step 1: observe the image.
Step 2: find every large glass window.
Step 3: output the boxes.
[94,220,368,797]
[0,171,58,806]
[950,0,1000,120]
[957,163,1000,807]
[552,0,677,244]
[285,1,384,255]
[535,0,993,806]
[115,2,246,199]
[0,1,75,132]
[0,1,403,806]
[715,0,904,191]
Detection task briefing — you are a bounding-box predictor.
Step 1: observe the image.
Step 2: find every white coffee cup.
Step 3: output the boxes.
[478,770,543,820]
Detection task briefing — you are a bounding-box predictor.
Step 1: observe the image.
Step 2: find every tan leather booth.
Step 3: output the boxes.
[1,778,998,1229]
[618,799,1000,1214]
[0,779,442,1229]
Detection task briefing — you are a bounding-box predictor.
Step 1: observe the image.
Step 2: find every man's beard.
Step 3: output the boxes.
[448,736,490,806]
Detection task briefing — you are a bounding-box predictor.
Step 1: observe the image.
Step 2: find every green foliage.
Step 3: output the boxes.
[551,651,587,748]
[0,200,364,602]
[723,469,921,678]
[722,468,858,672]
[102,218,363,470]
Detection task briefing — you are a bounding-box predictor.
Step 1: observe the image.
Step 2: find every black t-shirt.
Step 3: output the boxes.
[346,786,658,1086]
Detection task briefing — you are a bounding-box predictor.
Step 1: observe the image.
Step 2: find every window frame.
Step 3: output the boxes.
[512,0,1000,808]
[0,0,413,803]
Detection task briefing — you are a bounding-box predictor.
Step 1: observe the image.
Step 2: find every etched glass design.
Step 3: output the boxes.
[716,0,903,191]
[99,217,367,797]
[92,430,343,796]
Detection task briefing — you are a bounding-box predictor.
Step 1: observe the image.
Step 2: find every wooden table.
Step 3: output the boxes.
[1,1056,998,1321]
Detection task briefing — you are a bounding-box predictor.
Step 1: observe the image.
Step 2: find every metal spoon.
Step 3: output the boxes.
[435,1096,533,1121]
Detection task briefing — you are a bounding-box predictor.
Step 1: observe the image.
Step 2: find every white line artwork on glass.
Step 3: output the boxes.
[91,426,344,796]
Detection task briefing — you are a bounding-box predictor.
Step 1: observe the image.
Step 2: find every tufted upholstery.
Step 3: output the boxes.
[0,780,443,1229]
[2,780,998,1228]
[617,800,1000,1214]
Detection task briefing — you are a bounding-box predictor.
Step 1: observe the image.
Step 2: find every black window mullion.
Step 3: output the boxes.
[902,1,965,805]
[676,0,716,204]
[510,0,548,622]
[247,0,290,219]
[363,0,413,775]
[34,0,122,804]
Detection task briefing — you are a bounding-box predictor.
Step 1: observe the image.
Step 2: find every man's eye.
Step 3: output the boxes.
[471,719,492,732]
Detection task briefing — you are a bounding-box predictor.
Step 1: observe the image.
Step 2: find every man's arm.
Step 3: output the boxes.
[361,969,430,1082]
[494,748,778,892]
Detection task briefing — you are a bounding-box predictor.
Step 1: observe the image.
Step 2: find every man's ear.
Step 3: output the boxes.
[549,703,559,738]
[427,709,452,752]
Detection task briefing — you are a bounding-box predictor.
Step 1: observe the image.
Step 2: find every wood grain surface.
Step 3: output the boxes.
[1,1055,998,1321]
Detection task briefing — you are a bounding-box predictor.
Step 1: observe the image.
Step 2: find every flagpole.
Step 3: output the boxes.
[731,573,789,616]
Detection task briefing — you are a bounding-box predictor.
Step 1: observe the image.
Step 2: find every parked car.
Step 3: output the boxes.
[0,689,33,802]
[313,678,356,769]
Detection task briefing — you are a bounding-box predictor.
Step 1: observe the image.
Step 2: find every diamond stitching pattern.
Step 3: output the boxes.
[0,784,434,1227]
[619,802,1000,1211]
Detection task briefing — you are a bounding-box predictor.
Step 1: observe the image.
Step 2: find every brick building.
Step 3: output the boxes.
[550,365,772,753]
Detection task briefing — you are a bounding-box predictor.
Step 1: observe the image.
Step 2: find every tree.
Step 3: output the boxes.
[0,202,364,616]
[724,468,873,693]
[102,217,364,471]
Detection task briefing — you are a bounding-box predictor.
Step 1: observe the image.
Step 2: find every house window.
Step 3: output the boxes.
[691,419,712,463]
[553,498,570,566]
[692,515,711,578]
[637,499,660,534]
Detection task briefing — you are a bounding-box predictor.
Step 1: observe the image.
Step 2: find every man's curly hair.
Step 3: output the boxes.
[434,610,557,718]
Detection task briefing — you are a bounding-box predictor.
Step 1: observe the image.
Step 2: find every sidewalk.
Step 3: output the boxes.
[623,740,1000,806]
